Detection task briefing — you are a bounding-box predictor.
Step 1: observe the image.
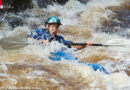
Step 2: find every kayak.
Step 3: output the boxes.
[49,50,109,74]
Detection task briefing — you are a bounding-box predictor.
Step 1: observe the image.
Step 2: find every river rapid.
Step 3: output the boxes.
[0,0,130,89]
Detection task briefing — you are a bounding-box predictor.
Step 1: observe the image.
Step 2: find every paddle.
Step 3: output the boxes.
[48,37,125,47]
[0,37,29,50]
[64,43,124,47]
[0,35,129,53]
[104,39,130,52]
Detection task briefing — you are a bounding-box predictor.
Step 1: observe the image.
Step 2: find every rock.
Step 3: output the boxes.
[2,0,33,12]
[37,0,69,8]
[6,16,24,28]
[1,0,90,12]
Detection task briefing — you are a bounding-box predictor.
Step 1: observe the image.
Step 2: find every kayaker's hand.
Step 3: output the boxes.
[42,40,49,44]
[86,41,92,47]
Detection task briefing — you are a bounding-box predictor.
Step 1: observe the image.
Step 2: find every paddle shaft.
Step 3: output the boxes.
[64,43,123,47]
[21,42,123,47]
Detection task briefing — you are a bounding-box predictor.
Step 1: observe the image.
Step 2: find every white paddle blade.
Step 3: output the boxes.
[105,39,130,52]
[0,38,28,50]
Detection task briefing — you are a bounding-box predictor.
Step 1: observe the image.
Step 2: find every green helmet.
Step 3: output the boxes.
[46,16,62,25]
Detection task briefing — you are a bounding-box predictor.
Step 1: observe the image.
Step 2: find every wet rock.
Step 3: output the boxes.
[6,16,24,28]
[1,0,90,12]
[37,0,69,8]
[2,0,33,12]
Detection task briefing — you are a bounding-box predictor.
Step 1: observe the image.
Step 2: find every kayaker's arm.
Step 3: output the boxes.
[72,45,86,50]
[27,32,49,44]
[72,41,92,50]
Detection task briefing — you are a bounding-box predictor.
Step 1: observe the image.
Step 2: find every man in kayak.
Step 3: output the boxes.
[28,16,108,74]
[28,16,92,50]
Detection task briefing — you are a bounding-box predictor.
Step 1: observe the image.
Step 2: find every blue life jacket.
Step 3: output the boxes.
[28,28,72,47]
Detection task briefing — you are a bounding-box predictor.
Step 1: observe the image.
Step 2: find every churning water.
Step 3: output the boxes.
[0,0,130,89]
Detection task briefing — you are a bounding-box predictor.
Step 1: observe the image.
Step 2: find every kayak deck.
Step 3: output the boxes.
[49,51,109,74]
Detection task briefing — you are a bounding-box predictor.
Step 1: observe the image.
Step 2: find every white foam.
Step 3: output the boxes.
[87,0,122,9]
[45,0,86,25]
[0,62,8,72]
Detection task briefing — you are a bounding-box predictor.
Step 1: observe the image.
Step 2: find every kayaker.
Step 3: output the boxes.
[28,16,109,74]
[28,16,92,50]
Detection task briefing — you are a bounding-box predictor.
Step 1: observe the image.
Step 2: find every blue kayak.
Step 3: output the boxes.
[49,51,108,74]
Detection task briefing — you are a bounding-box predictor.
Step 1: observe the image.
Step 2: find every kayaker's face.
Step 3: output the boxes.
[48,23,59,35]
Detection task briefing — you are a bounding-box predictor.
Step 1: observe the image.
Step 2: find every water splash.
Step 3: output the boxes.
[0,0,130,89]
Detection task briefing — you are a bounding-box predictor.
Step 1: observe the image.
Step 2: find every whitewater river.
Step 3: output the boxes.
[0,0,130,89]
